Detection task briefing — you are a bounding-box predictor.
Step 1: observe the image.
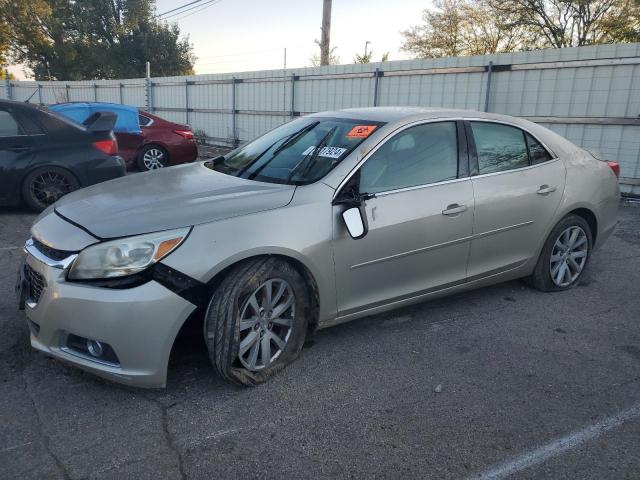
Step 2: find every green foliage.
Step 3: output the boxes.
[0,0,195,80]
[401,0,640,58]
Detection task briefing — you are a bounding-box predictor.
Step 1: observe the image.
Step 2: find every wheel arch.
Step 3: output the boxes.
[170,251,322,360]
[567,207,598,245]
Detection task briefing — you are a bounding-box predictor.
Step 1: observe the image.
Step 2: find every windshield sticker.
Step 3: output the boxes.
[301,146,347,159]
[346,125,378,138]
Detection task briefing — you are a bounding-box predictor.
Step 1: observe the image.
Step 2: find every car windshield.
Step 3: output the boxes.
[206,117,385,185]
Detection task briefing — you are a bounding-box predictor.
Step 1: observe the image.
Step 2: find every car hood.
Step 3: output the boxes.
[54,162,296,238]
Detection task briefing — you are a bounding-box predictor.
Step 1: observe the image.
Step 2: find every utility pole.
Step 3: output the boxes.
[320,0,332,66]
[364,41,371,58]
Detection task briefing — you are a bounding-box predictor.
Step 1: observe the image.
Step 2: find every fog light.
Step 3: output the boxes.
[87,339,104,357]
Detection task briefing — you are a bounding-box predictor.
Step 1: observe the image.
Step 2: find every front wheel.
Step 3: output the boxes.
[204,258,310,386]
[527,214,593,291]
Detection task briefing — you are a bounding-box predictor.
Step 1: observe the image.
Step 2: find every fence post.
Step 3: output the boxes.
[484,61,493,112]
[231,77,238,147]
[185,78,190,126]
[37,84,42,105]
[145,62,153,112]
[290,74,297,118]
[66,84,70,102]
[119,83,123,104]
[4,69,12,100]
[373,68,383,107]
[93,83,98,102]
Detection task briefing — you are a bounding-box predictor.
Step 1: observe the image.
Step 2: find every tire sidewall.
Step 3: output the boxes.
[204,258,310,385]
[137,144,168,171]
[538,215,593,291]
[21,166,80,212]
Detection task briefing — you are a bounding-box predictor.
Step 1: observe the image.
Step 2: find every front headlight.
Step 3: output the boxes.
[68,227,190,280]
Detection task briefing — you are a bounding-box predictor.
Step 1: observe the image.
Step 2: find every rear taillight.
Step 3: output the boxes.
[93,139,118,156]
[174,129,194,140]
[606,161,620,178]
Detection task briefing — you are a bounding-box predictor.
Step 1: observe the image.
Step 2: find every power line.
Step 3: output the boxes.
[165,0,221,20]
[157,0,204,18]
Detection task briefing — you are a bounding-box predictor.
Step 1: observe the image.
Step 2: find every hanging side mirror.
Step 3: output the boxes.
[341,205,368,239]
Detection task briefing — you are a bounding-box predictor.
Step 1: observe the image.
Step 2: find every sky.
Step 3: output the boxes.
[157,0,429,74]
[9,0,430,79]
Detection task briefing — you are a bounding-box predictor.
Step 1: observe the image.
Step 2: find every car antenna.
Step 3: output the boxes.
[24,88,39,104]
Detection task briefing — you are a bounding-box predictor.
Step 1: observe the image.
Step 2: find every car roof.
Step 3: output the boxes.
[311,106,524,124]
[311,106,578,156]
[51,102,139,114]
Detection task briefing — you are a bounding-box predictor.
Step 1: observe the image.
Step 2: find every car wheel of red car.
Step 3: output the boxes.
[138,144,169,171]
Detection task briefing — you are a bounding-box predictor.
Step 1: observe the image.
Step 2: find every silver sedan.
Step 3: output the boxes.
[16,108,620,388]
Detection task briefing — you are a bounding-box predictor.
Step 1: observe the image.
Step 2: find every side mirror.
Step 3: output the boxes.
[342,206,368,239]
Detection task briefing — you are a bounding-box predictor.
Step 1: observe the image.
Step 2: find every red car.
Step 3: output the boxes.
[50,103,199,171]
[133,111,199,170]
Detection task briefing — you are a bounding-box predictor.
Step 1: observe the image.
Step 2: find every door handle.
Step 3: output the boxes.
[442,203,467,216]
[7,145,30,152]
[536,185,557,195]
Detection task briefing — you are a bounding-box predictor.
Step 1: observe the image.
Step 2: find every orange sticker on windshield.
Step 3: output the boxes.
[346,125,378,138]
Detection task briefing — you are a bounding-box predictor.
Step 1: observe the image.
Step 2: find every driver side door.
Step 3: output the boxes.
[331,120,474,319]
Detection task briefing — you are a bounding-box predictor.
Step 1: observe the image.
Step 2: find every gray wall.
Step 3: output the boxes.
[3,43,639,194]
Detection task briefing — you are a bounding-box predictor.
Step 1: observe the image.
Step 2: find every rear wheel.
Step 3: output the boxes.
[22,167,80,212]
[527,214,593,291]
[137,144,168,171]
[204,257,310,386]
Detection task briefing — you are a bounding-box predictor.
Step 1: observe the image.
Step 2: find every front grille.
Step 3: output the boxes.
[25,264,46,303]
[32,238,75,261]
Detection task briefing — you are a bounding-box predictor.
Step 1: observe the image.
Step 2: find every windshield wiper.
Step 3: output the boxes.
[272,121,319,156]
[286,126,337,184]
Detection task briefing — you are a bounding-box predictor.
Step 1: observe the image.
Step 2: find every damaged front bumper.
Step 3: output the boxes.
[19,238,197,388]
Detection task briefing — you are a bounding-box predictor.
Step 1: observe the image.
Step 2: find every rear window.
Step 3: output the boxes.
[208,117,385,185]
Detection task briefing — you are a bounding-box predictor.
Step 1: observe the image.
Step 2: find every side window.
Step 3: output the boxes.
[527,133,552,165]
[0,110,22,137]
[360,122,458,194]
[139,115,152,127]
[471,122,528,174]
[14,112,45,135]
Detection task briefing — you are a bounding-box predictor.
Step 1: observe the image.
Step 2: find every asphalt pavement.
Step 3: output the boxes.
[1,200,639,480]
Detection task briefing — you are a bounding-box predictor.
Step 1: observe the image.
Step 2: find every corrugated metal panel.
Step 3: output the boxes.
[2,44,639,192]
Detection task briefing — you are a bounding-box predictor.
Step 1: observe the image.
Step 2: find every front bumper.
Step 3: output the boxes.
[22,248,196,388]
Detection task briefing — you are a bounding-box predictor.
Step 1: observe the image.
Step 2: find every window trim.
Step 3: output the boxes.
[0,108,25,138]
[139,114,154,127]
[333,117,469,200]
[464,119,557,178]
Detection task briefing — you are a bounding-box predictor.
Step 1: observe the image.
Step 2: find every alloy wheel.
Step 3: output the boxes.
[143,148,165,169]
[549,225,588,287]
[237,279,295,371]
[30,171,73,206]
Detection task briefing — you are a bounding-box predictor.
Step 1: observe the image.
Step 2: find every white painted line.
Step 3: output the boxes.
[469,403,640,480]
[0,246,20,251]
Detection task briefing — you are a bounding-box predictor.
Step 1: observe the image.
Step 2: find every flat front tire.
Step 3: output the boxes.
[527,214,593,292]
[204,257,310,386]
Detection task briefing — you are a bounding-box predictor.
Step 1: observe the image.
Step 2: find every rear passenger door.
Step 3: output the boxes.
[466,120,565,279]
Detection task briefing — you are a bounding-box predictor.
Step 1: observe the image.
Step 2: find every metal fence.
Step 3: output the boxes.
[3,43,640,194]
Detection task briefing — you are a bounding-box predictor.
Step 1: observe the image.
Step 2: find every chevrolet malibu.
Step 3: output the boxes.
[16,108,620,388]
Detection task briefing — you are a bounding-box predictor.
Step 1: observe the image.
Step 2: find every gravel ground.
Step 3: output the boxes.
[0,200,638,480]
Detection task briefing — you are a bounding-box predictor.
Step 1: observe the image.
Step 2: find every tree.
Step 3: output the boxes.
[401,0,640,58]
[310,43,340,66]
[0,0,195,80]
[354,51,373,63]
[488,0,640,47]
[401,0,529,58]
